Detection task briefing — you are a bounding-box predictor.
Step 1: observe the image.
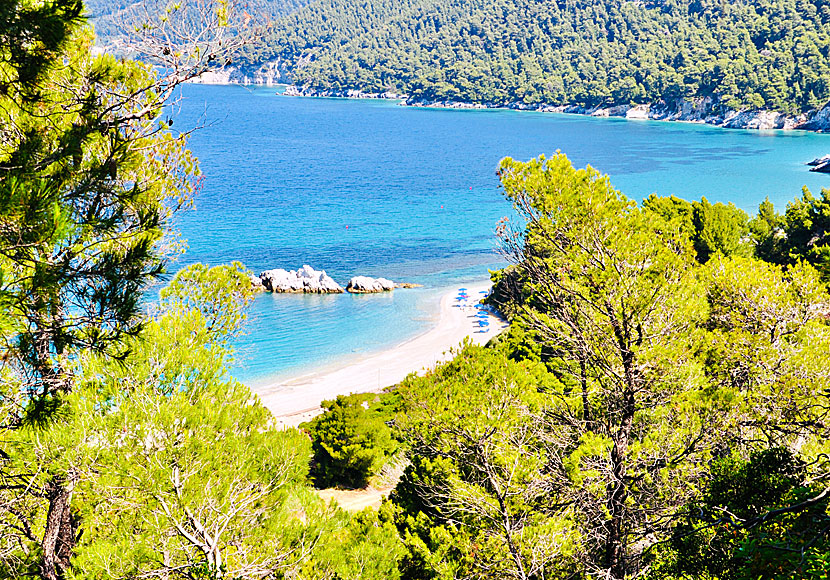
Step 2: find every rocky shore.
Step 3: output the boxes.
[188,65,830,131]
[250,265,421,294]
[278,84,830,132]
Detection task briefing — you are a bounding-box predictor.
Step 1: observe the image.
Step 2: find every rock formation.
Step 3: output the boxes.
[808,155,830,172]
[345,276,423,292]
[346,276,397,293]
[256,265,344,293]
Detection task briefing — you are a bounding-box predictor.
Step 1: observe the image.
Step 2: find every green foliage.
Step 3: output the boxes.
[235,0,830,115]
[305,393,399,489]
[643,194,749,263]
[0,0,83,95]
[651,448,830,580]
[750,188,830,281]
[0,5,204,576]
[0,12,200,426]
[160,261,255,343]
[303,503,405,580]
[392,344,579,579]
[492,153,730,577]
[0,263,317,579]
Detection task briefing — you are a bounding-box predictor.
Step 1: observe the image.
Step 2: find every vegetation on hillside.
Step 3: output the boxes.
[384,154,830,579]
[4,1,830,579]
[84,0,312,46]
[231,0,830,115]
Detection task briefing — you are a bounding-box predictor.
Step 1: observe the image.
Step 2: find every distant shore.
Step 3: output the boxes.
[187,75,830,131]
[273,84,830,132]
[253,282,507,428]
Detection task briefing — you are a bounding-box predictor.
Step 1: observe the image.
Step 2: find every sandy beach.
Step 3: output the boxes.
[253,282,507,427]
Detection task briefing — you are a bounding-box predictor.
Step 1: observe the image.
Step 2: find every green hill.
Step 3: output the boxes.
[84,0,313,44]
[235,0,830,117]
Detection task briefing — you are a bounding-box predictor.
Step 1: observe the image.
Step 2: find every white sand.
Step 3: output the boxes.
[253,282,507,428]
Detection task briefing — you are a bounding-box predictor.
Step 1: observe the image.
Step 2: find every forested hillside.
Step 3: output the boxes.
[235,0,830,117]
[85,0,313,44]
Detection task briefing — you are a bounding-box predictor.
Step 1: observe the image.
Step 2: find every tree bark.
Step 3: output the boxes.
[604,340,637,579]
[40,473,78,580]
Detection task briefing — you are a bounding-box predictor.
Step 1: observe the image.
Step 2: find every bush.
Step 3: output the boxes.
[305,394,399,489]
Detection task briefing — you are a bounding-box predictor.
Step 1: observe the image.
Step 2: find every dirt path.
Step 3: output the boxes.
[316,486,393,512]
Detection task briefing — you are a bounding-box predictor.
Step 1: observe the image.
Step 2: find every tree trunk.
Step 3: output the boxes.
[604,350,637,579]
[40,473,78,580]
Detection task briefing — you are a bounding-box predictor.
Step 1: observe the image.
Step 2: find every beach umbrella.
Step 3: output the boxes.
[476,312,488,317]
[458,287,467,291]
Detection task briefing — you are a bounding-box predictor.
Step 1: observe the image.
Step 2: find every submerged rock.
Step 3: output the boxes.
[258,265,344,293]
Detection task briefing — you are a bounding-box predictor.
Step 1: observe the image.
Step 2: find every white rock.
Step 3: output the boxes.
[258,265,343,293]
[346,276,398,293]
[626,105,650,119]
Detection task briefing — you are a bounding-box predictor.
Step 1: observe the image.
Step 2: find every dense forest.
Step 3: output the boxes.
[4,1,830,579]
[229,0,830,116]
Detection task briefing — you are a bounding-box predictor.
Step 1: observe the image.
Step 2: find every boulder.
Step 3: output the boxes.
[811,160,830,173]
[346,276,397,293]
[808,154,830,166]
[258,265,343,293]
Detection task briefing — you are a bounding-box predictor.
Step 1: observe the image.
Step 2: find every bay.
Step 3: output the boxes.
[170,84,830,385]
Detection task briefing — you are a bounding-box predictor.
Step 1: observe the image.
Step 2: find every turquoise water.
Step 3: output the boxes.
[171,84,830,384]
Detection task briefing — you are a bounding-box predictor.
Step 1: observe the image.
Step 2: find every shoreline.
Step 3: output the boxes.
[252,282,507,428]
[270,84,830,132]
[188,77,830,131]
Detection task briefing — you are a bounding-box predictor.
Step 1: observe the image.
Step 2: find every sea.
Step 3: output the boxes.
[169,84,830,386]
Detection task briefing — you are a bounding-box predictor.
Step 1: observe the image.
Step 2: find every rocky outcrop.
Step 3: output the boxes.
[346,276,397,293]
[188,73,830,132]
[345,276,422,292]
[250,274,265,292]
[400,94,830,132]
[249,267,422,294]
[808,155,830,166]
[256,265,343,293]
[282,85,406,99]
[188,60,292,86]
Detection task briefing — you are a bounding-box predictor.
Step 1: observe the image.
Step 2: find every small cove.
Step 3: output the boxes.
[170,84,830,385]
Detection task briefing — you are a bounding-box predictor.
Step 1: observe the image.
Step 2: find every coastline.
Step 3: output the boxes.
[187,75,830,131]
[252,282,508,428]
[274,84,830,132]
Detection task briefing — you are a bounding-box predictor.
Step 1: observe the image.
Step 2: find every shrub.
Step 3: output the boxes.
[305,394,398,488]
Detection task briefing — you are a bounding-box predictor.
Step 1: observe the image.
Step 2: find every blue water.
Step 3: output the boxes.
[170,84,830,384]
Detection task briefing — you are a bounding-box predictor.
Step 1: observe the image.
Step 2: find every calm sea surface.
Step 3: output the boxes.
[170,84,830,384]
